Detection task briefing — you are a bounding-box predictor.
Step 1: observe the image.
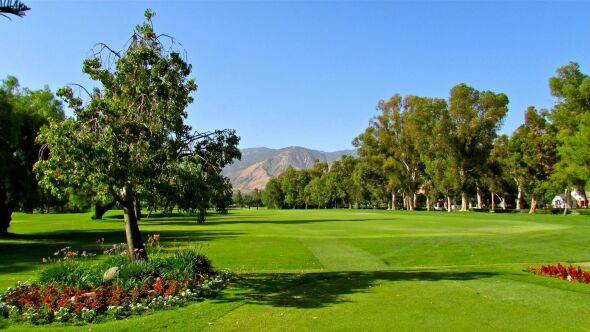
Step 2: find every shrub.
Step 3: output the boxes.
[118,260,159,290]
[528,263,590,284]
[162,250,212,279]
[39,260,102,289]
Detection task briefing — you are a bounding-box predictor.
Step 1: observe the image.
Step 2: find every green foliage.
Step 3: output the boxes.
[262,178,284,209]
[162,250,212,279]
[118,260,159,289]
[34,10,239,258]
[549,62,590,192]
[0,76,64,234]
[39,259,103,290]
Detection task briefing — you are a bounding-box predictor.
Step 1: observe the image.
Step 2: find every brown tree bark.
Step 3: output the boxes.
[118,184,148,261]
[447,196,453,212]
[529,195,537,214]
[477,188,483,209]
[92,200,117,220]
[490,192,496,211]
[516,187,523,210]
[461,192,468,211]
[564,188,571,216]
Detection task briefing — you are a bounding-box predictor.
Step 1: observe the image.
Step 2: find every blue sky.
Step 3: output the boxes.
[2,1,589,151]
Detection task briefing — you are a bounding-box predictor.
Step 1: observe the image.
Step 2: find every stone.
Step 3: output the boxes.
[103,266,120,281]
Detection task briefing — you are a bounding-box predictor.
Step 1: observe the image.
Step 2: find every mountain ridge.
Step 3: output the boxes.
[223,146,357,192]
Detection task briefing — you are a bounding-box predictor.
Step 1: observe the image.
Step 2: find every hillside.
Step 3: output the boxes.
[223,146,356,192]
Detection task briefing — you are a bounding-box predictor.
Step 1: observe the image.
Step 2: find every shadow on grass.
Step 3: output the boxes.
[0,229,243,276]
[219,270,498,309]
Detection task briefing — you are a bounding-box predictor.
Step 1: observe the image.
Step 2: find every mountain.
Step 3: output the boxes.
[223,146,357,192]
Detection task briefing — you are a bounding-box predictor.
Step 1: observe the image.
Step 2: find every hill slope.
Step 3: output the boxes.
[223,146,356,192]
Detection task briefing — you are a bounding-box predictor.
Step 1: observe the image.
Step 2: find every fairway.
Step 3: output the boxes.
[2,209,590,331]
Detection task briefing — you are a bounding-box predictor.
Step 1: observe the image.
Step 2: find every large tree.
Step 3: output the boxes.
[0,76,64,235]
[447,84,509,211]
[548,62,590,213]
[35,10,239,260]
[509,107,557,213]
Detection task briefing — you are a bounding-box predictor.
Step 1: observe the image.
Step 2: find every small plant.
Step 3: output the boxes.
[118,260,159,290]
[162,250,213,279]
[528,263,590,284]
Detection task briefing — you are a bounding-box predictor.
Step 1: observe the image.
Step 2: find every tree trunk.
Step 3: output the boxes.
[516,187,523,210]
[564,188,571,216]
[461,192,468,211]
[0,189,14,236]
[426,196,431,211]
[477,188,483,209]
[0,205,14,236]
[413,193,418,210]
[120,185,148,261]
[391,190,396,211]
[402,193,406,210]
[92,200,117,220]
[447,196,452,212]
[502,197,507,210]
[490,192,496,211]
[135,198,142,221]
[529,195,537,214]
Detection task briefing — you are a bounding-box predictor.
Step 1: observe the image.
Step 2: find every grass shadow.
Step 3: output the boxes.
[220,270,498,309]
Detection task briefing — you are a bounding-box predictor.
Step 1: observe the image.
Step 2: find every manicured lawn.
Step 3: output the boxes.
[2,209,590,330]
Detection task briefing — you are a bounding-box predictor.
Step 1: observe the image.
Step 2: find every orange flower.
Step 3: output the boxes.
[66,251,78,258]
[153,234,160,241]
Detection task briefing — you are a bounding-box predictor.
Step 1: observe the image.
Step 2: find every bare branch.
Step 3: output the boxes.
[93,42,121,58]
[66,83,92,98]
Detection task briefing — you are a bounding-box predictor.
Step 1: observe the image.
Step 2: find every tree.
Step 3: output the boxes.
[0,76,64,235]
[328,156,358,208]
[548,62,590,214]
[35,10,239,260]
[447,84,509,211]
[262,178,284,209]
[0,0,29,19]
[234,191,244,207]
[509,107,557,213]
[353,96,408,210]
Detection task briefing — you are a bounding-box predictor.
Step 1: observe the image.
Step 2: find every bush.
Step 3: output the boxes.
[162,250,213,279]
[118,260,159,289]
[39,260,102,289]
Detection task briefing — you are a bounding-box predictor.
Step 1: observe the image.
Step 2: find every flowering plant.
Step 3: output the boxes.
[1,236,233,325]
[528,263,590,284]
[0,272,231,324]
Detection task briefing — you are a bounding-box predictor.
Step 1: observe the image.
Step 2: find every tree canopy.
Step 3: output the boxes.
[35,10,240,260]
[0,76,64,235]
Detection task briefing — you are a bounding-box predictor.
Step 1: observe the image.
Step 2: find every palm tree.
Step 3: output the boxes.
[0,0,30,19]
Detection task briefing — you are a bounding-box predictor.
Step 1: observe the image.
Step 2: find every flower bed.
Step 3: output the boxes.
[0,273,230,324]
[0,235,232,325]
[528,263,590,284]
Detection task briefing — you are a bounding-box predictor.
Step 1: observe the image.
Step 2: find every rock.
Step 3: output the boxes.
[103,266,120,281]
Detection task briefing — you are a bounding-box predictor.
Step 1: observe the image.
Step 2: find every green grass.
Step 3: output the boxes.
[2,209,590,330]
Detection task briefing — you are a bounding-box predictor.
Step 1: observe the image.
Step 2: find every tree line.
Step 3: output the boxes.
[263,62,589,214]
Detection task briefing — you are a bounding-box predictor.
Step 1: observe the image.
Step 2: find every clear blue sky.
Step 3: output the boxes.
[2,1,589,151]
